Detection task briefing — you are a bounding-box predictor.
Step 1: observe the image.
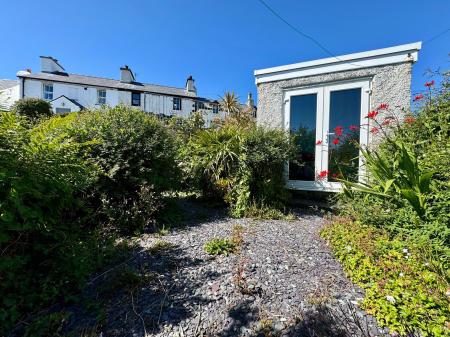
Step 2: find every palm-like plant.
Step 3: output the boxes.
[220,92,241,116]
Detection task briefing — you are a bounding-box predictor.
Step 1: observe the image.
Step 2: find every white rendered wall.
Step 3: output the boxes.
[0,85,20,110]
[21,79,226,126]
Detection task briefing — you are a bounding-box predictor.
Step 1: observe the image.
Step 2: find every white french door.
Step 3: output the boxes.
[284,80,370,192]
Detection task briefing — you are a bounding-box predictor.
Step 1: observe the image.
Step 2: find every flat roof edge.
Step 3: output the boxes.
[254,42,422,77]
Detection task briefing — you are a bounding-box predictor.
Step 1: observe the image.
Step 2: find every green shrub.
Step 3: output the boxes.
[322,220,450,336]
[339,82,450,253]
[204,238,236,256]
[182,124,294,217]
[330,78,450,336]
[12,97,52,120]
[70,105,180,232]
[0,112,114,333]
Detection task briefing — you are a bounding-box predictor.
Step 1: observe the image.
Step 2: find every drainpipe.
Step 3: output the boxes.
[20,77,25,98]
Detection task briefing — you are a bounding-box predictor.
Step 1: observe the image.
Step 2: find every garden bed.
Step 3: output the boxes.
[45,202,390,337]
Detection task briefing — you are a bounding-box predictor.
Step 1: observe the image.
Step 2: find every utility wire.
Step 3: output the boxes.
[257,0,450,61]
[423,28,450,45]
[256,0,337,58]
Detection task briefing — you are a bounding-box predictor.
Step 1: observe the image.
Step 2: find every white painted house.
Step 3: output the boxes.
[12,56,228,126]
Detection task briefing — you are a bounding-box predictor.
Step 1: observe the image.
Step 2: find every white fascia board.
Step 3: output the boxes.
[255,42,422,84]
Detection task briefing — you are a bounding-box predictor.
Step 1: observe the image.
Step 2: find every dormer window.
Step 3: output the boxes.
[43,83,53,100]
[97,89,106,104]
[131,92,141,106]
[173,97,182,111]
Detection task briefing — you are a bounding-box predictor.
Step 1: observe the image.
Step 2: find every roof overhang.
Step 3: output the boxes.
[254,42,422,85]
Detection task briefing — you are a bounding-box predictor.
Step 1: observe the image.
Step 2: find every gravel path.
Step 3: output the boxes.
[63,206,388,337]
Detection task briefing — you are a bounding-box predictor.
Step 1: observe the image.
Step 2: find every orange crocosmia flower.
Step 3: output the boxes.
[366,110,378,119]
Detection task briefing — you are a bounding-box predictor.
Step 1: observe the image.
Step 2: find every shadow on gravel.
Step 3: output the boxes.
[61,240,225,336]
[218,300,385,337]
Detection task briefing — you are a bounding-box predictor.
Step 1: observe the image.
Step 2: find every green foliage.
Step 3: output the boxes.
[331,80,450,336]
[204,238,236,256]
[182,124,294,217]
[339,84,450,251]
[0,112,130,334]
[70,105,180,232]
[12,97,52,121]
[322,220,450,336]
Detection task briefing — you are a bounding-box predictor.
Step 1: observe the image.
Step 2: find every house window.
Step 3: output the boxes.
[195,101,205,111]
[97,89,106,104]
[55,107,71,113]
[212,104,219,114]
[173,97,182,110]
[43,83,53,100]
[131,92,141,106]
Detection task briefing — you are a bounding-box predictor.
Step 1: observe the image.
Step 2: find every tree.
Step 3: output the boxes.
[219,92,241,116]
[12,98,52,120]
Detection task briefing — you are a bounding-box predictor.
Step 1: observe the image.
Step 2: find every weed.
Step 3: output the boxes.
[204,238,236,256]
[147,239,175,255]
[231,223,245,248]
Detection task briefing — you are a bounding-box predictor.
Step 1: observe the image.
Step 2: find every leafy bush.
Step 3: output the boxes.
[339,81,450,254]
[182,124,294,217]
[0,112,120,333]
[322,220,450,336]
[328,78,450,336]
[204,238,236,256]
[12,97,52,120]
[70,105,180,231]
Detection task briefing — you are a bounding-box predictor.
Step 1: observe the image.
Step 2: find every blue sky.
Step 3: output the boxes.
[1,0,449,102]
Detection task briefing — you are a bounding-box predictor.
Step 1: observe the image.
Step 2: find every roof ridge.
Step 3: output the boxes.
[67,72,186,91]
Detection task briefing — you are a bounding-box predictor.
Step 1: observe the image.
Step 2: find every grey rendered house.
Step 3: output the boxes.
[254,42,422,192]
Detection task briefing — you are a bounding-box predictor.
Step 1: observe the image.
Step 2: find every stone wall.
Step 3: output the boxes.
[256,62,413,130]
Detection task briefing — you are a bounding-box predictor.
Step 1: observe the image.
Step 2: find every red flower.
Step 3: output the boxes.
[370,127,379,134]
[378,103,389,110]
[332,173,340,179]
[366,110,378,119]
[349,125,359,131]
[332,138,339,145]
[424,80,435,88]
[413,94,424,101]
[405,116,415,124]
[334,125,344,137]
[382,119,391,126]
[316,140,322,145]
[318,170,329,179]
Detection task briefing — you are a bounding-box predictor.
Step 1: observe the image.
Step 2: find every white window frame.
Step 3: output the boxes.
[284,79,370,192]
[212,104,219,114]
[97,89,106,104]
[43,83,53,100]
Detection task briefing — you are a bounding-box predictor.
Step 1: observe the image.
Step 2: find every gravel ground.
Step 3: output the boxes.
[59,205,389,337]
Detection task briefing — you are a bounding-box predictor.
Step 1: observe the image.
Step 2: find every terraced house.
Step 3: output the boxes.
[12,56,228,126]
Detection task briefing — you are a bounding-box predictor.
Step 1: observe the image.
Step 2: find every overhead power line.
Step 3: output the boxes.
[423,28,450,45]
[257,0,450,60]
[256,0,340,59]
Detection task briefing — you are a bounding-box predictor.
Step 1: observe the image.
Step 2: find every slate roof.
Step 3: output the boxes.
[50,95,85,109]
[17,72,198,98]
[0,79,18,91]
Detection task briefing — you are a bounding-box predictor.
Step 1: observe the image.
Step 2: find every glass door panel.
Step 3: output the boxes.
[289,94,317,181]
[327,88,361,182]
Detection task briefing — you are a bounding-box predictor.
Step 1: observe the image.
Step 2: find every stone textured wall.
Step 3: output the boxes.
[256,62,413,130]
